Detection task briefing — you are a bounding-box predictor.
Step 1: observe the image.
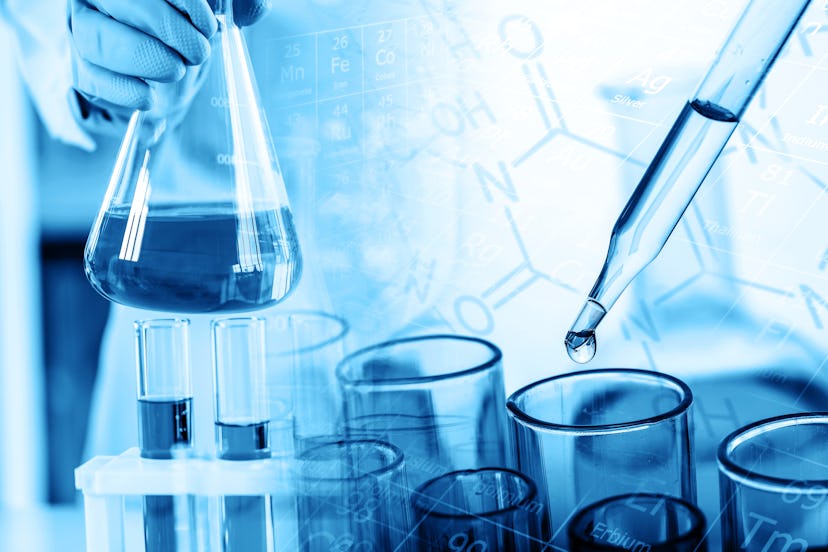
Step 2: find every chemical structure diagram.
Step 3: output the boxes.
[266,0,828,385]
[405,1,828,378]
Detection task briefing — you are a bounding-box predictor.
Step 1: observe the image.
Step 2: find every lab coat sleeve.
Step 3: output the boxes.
[0,0,96,151]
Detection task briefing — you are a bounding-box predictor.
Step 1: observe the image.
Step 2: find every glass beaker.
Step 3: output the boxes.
[262,310,349,455]
[507,368,696,550]
[718,413,828,551]
[295,439,414,552]
[336,334,514,490]
[411,468,546,551]
[568,493,707,552]
[84,2,301,314]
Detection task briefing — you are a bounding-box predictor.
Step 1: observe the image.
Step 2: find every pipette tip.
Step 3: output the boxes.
[565,330,596,364]
[564,299,606,364]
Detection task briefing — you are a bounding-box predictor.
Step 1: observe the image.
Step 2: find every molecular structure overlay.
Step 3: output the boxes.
[251,1,828,548]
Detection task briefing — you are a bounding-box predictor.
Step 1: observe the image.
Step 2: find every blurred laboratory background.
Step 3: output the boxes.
[0,0,827,550]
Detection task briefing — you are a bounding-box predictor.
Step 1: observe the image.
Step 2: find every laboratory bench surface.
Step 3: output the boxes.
[0,505,86,551]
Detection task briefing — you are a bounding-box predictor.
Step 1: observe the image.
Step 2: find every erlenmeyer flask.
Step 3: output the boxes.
[84,3,301,313]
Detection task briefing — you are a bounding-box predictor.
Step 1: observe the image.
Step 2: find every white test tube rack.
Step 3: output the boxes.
[75,449,296,552]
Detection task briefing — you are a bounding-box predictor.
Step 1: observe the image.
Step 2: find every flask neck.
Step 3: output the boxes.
[211,0,233,19]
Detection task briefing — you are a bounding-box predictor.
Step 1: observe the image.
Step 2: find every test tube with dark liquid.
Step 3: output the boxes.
[212,317,271,552]
[135,318,194,551]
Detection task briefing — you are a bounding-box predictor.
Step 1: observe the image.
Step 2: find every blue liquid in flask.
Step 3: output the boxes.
[86,204,301,313]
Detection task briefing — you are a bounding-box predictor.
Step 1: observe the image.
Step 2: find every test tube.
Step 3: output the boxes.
[135,318,194,552]
[411,468,547,551]
[295,439,414,552]
[718,413,828,551]
[507,368,696,550]
[337,334,513,491]
[212,317,271,552]
[565,0,812,363]
[568,493,707,552]
[265,310,349,455]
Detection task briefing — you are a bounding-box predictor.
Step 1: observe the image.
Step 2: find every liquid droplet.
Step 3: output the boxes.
[565,330,596,364]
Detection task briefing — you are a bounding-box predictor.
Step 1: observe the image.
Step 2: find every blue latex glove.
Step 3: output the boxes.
[69,0,270,136]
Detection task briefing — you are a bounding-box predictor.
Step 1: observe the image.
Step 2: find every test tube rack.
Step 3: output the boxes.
[75,449,296,552]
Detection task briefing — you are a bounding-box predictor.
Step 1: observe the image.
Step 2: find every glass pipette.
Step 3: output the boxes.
[565,0,813,363]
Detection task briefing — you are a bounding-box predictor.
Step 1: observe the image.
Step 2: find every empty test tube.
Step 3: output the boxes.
[565,0,813,363]
[412,468,546,551]
[135,318,194,552]
[569,493,707,552]
[718,413,828,551]
[212,317,271,552]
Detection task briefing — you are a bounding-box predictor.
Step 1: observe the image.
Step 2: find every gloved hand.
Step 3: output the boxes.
[68,0,270,137]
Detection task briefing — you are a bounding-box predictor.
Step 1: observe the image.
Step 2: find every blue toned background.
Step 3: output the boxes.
[0,0,827,549]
